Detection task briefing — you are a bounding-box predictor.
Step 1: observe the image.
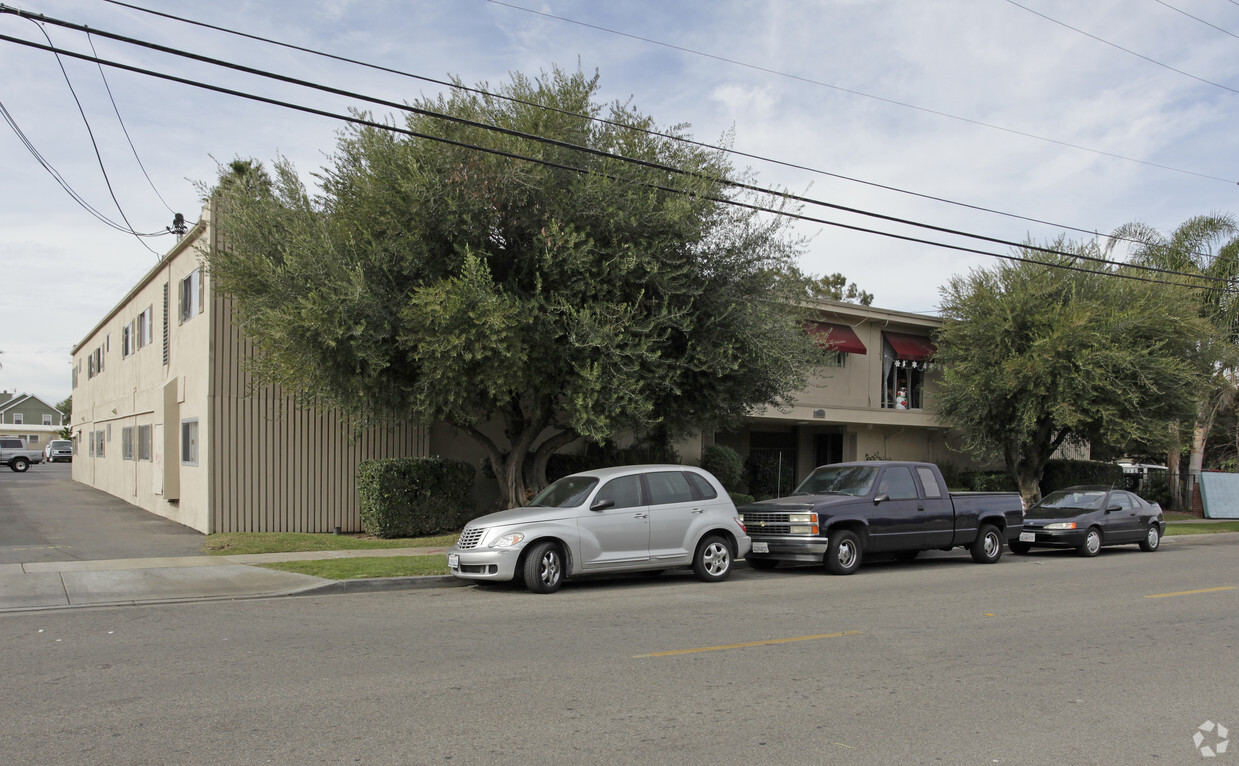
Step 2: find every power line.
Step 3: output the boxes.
[483,0,1237,185]
[86,30,176,214]
[1152,0,1239,40]
[0,24,1229,292]
[21,17,159,252]
[90,0,1236,260]
[1005,0,1239,95]
[2,9,1226,286]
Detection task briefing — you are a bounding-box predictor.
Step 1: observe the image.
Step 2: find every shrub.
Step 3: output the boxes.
[700,445,743,491]
[357,457,476,538]
[729,491,755,506]
[744,452,797,500]
[1040,459,1124,495]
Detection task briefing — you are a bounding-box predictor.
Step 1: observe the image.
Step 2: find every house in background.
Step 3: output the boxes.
[71,204,979,534]
[0,392,65,449]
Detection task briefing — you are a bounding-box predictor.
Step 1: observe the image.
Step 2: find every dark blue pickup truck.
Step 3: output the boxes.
[739,461,1024,575]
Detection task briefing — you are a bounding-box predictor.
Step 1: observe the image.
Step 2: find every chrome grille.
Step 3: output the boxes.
[740,512,792,535]
[455,527,485,550]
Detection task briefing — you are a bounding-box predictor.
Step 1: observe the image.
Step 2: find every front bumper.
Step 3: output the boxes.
[1019,528,1087,548]
[446,545,523,582]
[746,535,830,564]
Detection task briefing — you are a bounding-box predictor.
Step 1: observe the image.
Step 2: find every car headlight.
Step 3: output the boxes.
[1045,522,1077,530]
[490,532,526,548]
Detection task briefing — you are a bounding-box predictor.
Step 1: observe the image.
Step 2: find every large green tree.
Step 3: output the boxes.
[934,239,1219,504]
[1107,215,1239,507]
[205,67,820,508]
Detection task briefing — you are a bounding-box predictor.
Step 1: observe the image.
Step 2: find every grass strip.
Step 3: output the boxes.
[257,555,450,579]
[1165,521,1239,536]
[204,532,459,555]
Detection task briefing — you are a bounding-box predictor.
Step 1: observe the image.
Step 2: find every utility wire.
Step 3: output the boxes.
[86,30,175,214]
[21,17,159,251]
[0,29,1227,294]
[1005,0,1239,95]
[483,0,1236,185]
[92,0,1236,259]
[1153,0,1239,40]
[0,10,1225,286]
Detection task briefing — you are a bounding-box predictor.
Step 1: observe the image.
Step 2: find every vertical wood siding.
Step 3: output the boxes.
[208,292,429,533]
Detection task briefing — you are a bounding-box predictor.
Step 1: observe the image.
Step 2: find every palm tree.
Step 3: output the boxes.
[1108,215,1239,509]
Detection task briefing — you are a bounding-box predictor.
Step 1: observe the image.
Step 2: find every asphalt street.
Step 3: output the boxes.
[2,534,1236,765]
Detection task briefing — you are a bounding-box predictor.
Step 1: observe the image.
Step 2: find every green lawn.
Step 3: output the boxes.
[203,532,459,555]
[258,555,450,579]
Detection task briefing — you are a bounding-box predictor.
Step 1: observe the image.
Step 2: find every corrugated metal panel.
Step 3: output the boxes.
[208,293,429,533]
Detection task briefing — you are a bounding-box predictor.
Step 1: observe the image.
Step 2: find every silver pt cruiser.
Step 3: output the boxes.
[447,464,751,593]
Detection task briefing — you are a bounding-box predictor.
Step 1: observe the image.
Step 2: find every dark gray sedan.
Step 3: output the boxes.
[1011,485,1164,557]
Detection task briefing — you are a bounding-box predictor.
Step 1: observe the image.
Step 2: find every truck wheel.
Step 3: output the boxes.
[1139,524,1160,552]
[692,535,733,582]
[522,541,565,594]
[970,524,1003,564]
[825,530,862,575]
[747,557,778,570]
[1077,527,1102,558]
[1008,540,1032,555]
[10,457,30,473]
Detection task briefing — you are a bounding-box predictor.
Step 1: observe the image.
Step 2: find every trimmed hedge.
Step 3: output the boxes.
[357,457,476,538]
[700,445,743,491]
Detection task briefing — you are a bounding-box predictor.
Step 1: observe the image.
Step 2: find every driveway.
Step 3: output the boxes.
[0,462,204,565]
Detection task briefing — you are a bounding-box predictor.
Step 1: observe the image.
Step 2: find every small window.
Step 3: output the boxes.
[916,467,943,499]
[42,414,52,426]
[138,425,152,461]
[121,427,134,460]
[137,306,153,348]
[685,472,719,500]
[95,430,105,458]
[27,434,39,444]
[122,321,135,358]
[181,419,199,465]
[180,268,202,323]
[12,413,22,425]
[595,475,644,509]
[645,471,695,505]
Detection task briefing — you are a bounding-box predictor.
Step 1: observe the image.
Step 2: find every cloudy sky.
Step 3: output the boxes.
[2,0,1237,405]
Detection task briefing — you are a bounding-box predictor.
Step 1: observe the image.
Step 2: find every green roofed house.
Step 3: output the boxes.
[0,392,65,450]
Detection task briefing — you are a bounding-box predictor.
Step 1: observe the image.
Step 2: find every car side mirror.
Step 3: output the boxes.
[590,498,615,512]
[874,493,890,504]
[1105,504,1121,513]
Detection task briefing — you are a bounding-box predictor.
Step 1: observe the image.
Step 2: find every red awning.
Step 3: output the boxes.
[884,332,937,361]
[806,322,867,354]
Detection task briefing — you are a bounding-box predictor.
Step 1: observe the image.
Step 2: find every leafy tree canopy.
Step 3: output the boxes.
[934,238,1221,504]
[205,66,822,507]
[796,271,874,305]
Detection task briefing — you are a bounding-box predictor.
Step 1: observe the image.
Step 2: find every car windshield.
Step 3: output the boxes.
[51,441,70,448]
[529,476,599,508]
[793,465,879,497]
[1035,489,1107,511]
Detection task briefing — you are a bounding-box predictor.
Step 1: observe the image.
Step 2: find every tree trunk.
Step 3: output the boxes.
[528,429,582,494]
[1167,446,1182,511]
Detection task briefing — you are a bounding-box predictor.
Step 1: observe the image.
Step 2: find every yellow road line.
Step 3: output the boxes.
[1146,586,1235,599]
[633,630,863,658]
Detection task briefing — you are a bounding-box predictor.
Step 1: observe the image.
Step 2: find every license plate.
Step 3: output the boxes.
[1019,532,1035,543]
[447,553,459,569]
[751,542,769,554]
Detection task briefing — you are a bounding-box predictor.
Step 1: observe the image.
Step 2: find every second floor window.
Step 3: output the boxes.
[881,332,936,410]
[180,268,203,323]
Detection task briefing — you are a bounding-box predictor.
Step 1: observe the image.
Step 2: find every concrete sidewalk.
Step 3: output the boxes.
[0,547,461,613]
